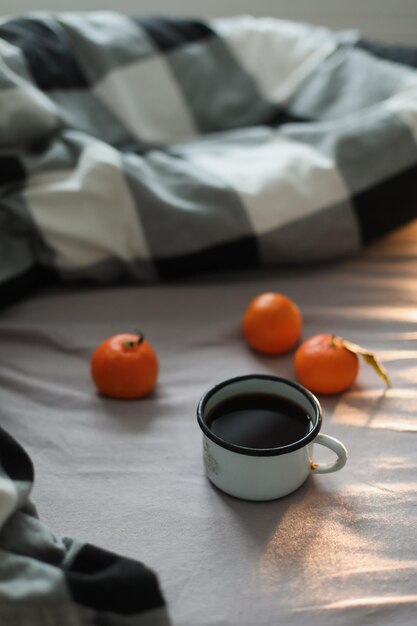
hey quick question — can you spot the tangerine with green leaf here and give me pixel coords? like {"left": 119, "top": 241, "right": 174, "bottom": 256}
{"left": 91, "top": 332, "right": 159, "bottom": 399}
{"left": 295, "top": 333, "right": 390, "bottom": 395}
{"left": 295, "top": 333, "right": 359, "bottom": 395}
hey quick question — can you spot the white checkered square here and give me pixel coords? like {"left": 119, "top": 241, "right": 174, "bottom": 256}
{"left": 94, "top": 55, "right": 197, "bottom": 143}
{"left": 386, "top": 80, "right": 417, "bottom": 143}
{"left": 0, "top": 86, "right": 57, "bottom": 145}
{"left": 190, "top": 135, "right": 350, "bottom": 234}
{"left": 215, "top": 16, "right": 336, "bottom": 104}
{"left": 25, "top": 141, "right": 151, "bottom": 269}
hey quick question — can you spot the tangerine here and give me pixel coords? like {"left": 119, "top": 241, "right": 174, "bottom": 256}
{"left": 91, "top": 332, "right": 159, "bottom": 399}
{"left": 242, "top": 292, "right": 302, "bottom": 355}
{"left": 295, "top": 333, "right": 359, "bottom": 395}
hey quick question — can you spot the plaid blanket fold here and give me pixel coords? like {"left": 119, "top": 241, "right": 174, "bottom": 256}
{"left": 1, "top": 13, "right": 417, "bottom": 307}
{"left": 1, "top": 11, "right": 417, "bottom": 622}
{"left": 0, "top": 425, "right": 170, "bottom": 625}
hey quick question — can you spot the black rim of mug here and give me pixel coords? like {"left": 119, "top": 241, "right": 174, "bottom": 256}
{"left": 197, "top": 374, "right": 322, "bottom": 457}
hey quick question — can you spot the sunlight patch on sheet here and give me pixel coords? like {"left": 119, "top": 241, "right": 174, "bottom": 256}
{"left": 346, "top": 482, "right": 417, "bottom": 496}
{"left": 375, "top": 350, "right": 417, "bottom": 362}
{"left": 374, "top": 457, "right": 417, "bottom": 470}
{"left": 253, "top": 489, "right": 409, "bottom": 607}
{"left": 371, "top": 419, "right": 417, "bottom": 432}
{"left": 305, "top": 306, "right": 417, "bottom": 323}
{"left": 296, "top": 594, "right": 417, "bottom": 611}
{"left": 380, "top": 331, "right": 417, "bottom": 341}
{"left": 331, "top": 388, "right": 417, "bottom": 430}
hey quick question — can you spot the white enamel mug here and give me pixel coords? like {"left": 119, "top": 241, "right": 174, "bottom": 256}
{"left": 197, "top": 375, "right": 347, "bottom": 501}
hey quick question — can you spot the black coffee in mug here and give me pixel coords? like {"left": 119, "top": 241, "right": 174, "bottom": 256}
{"left": 206, "top": 392, "right": 312, "bottom": 449}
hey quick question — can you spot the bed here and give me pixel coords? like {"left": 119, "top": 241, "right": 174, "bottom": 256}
{"left": 1, "top": 11, "right": 417, "bottom": 626}
{"left": 1, "top": 220, "right": 416, "bottom": 625}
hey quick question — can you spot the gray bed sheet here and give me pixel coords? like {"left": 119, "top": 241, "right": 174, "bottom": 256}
{"left": 1, "top": 222, "right": 417, "bottom": 626}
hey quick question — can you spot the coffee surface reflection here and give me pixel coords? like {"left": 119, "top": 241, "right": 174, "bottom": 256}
{"left": 206, "top": 392, "right": 312, "bottom": 449}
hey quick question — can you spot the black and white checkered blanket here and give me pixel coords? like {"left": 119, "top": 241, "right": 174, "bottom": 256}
{"left": 0, "top": 425, "right": 170, "bottom": 625}
{"left": 1, "top": 13, "right": 417, "bottom": 306}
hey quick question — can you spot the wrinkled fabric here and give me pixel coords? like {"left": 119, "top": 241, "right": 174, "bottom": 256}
{"left": 1, "top": 13, "right": 417, "bottom": 306}
{"left": 0, "top": 428, "right": 170, "bottom": 625}
{"left": 1, "top": 221, "right": 416, "bottom": 625}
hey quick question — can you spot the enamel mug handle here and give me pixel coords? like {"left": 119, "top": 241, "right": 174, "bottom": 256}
{"left": 310, "top": 433, "right": 348, "bottom": 474}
